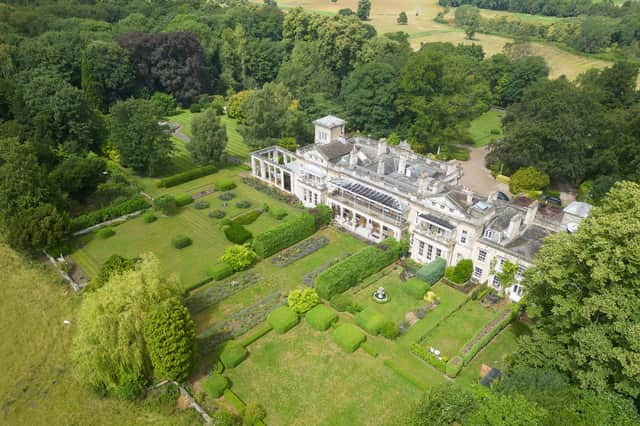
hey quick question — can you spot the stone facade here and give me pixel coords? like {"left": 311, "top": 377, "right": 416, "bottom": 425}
{"left": 250, "top": 116, "right": 591, "bottom": 302}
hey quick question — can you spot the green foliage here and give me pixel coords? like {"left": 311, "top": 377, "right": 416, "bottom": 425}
{"left": 252, "top": 212, "right": 316, "bottom": 258}
{"left": 307, "top": 204, "right": 332, "bottom": 229}
{"left": 143, "top": 297, "right": 196, "bottom": 382}
{"left": 243, "top": 402, "right": 266, "bottom": 425}
{"left": 157, "top": 165, "right": 217, "bottom": 188}
{"left": 220, "top": 245, "right": 257, "bottom": 271}
{"left": 410, "top": 343, "right": 447, "bottom": 373}
{"left": 509, "top": 167, "right": 550, "bottom": 194}
{"left": 356, "top": 0, "right": 371, "bottom": 20}
{"left": 150, "top": 92, "right": 177, "bottom": 116}
{"left": 355, "top": 308, "right": 386, "bottom": 335}
{"left": 230, "top": 209, "right": 262, "bottom": 225}
{"left": 171, "top": 235, "right": 192, "bottom": 249}
{"left": 239, "top": 324, "right": 273, "bottom": 347}
{"left": 188, "top": 108, "right": 227, "bottom": 165}
{"left": 189, "top": 103, "right": 201, "bottom": 113}
{"left": 315, "top": 238, "right": 401, "bottom": 299}
{"left": 153, "top": 195, "right": 178, "bottom": 216}
{"left": 142, "top": 211, "right": 157, "bottom": 223}
{"left": 238, "top": 83, "right": 292, "bottom": 148}
{"left": 444, "top": 259, "right": 473, "bottom": 284}
{"left": 209, "top": 209, "right": 226, "bottom": 219}
{"left": 224, "top": 223, "right": 252, "bottom": 244}
{"left": 269, "top": 205, "right": 288, "bottom": 220}
{"left": 446, "top": 356, "right": 463, "bottom": 378}
{"left": 218, "top": 191, "right": 236, "bottom": 201}
{"left": 207, "top": 262, "right": 234, "bottom": 280}
{"left": 402, "top": 278, "right": 429, "bottom": 300}
{"left": 174, "top": 193, "right": 193, "bottom": 207}
{"left": 90, "top": 254, "right": 138, "bottom": 292}
{"left": 496, "top": 259, "right": 519, "bottom": 289}
{"left": 416, "top": 258, "right": 446, "bottom": 285}
{"left": 194, "top": 200, "right": 210, "bottom": 210}
{"left": 380, "top": 321, "right": 400, "bottom": 340}
{"left": 407, "top": 383, "right": 476, "bottom": 426}
{"left": 226, "top": 90, "right": 253, "bottom": 121}
{"left": 333, "top": 323, "right": 366, "bottom": 353}
{"left": 49, "top": 155, "right": 107, "bottom": 201}
{"left": 397, "top": 11, "right": 408, "bottom": 25}
{"left": 305, "top": 304, "right": 337, "bottom": 331}
{"left": 287, "top": 288, "right": 319, "bottom": 314}
{"left": 203, "top": 373, "right": 228, "bottom": 398}
{"left": 97, "top": 227, "right": 115, "bottom": 239}
{"left": 210, "top": 409, "right": 241, "bottom": 426}
{"left": 235, "top": 200, "right": 251, "bottom": 209}
{"left": 219, "top": 340, "right": 248, "bottom": 368}
{"left": 71, "top": 196, "right": 150, "bottom": 232}
{"left": 267, "top": 306, "right": 299, "bottom": 334}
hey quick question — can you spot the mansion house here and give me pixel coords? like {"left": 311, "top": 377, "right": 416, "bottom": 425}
{"left": 250, "top": 116, "right": 592, "bottom": 302}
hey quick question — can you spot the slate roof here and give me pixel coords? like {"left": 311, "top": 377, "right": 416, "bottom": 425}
{"left": 313, "top": 115, "right": 346, "bottom": 128}
{"left": 505, "top": 225, "right": 551, "bottom": 261}
{"left": 487, "top": 207, "right": 522, "bottom": 231}
{"left": 317, "top": 141, "right": 353, "bottom": 161}
{"left": 419, "top": 213, "right": 455, "bottom": 230}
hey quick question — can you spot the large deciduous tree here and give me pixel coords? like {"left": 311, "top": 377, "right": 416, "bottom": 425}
{"left": 188, "top": 108, "right": 227, "bottom": 165}
{"left": 81, "top": 40, "right": 133, "bottom": 112}
{"left": 238, "top": 83, "right": 292, "bottom": 148}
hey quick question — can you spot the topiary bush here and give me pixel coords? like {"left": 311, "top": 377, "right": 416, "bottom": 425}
{"left": 157, "top": 165, "right": 217, "bottom": 188}
{"left": 305, "top": 304, "right": 337, "bottom": 331}
{"left": 203, "top": 373, "right": 228, "bottom": 398}
{"left": 416, "top": 258, "right": 447, "bottom": 285}
{"left": 224, "top": 223, "right": 252, "bottom": 244}
{"left": 209, "top": 209, "right": 226, "bottom": 219}
{"left": 252, "top": 213, "right": 316, "bottom": 258}
{"left": 332, "top": 323, "right": 366, "bottom": 353}
{"left": 220, "top": 245, "right": 256, "bottom": 271}
{"left": 175, "top": 193, "right": 193, "bottom": 207}
{"left": 231, "top": 209, "right": 262, "bottom": 225}
{"left": 235, "top": 200, "right": 252, "bottom": 209}
{"left": 154, "top": 194, "right": 178, "bottom": 216}
{"left": 380, "top": 320, "right": 400, "bottom": 340}
{"left": 194, "top": 200, "right": 210, "bottom": 210}
{"left": 215, "top": 179, "right": 237, "bottom": 191}
{"left": 403, "top": 278, "right": 429, "bottom": 300}
{"left": 509, "top": 166, "right": 550, "bottom": 194}
{"left": 445, "top": 259, "right": 473, "bottom": 284}
{"left": 97, "top": 227, "right": 115, "bottom": 239}
{"left": 172, "top": 235, "right": 192, "bottom": 249}
{"left": 142, "top": 211, "right": 157, "bottom": 223}
{"left": 269, "top": 206, "right": 288, "bottom": 220}
{"left": 355, "top": 308, "right": 386, "bottom": 335}
{"left": 267, "top": 306, "right": 299, "bottom": 334}
{"left": 446, "top": 356, "right": 463, "bottom": 378}
{"left": 287, "top": 288, "right": 319, "bottom": 314}
{"left": 219, "top": 340, "right": 248, "bottom": 368}
{"left": 207, "top": 262, "right": 234, "bottom": 280}
{"left": 218, "top": 192, "right": 236, "bottom": 201}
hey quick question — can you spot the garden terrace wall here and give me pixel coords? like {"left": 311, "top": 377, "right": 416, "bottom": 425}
{"left": 252, "top": 212, "right": 315, "bottom": 258}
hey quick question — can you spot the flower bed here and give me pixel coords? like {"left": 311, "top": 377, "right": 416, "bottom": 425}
{"left": 271, "top": 236, "right": 329, "bottom": 267}
{"left": 186, "top": 272, "right": 261, "bottom": 314}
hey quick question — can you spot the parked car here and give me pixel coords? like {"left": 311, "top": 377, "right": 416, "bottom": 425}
{"left": 496, "top": 191, "right": 510, "bottom": 202}
{"left": 542, "top": 195, "right": 562, "bottom": 206}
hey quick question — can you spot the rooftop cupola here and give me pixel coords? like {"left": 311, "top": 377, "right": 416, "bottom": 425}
{"left": 313, "top": 115, "right": 346, "bottom": 145}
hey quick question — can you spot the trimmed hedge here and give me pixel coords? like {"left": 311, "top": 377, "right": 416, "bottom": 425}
{"left": 142, "top": 211, "right": 157, "bottom": 223}
{"left": 207, "top": 262, "right": 234, "bottom": 280}
{"left": 97, "top": 227, "right": 115, "bottom": 239}
{"left": 308, "top": 204, "right": 332, "bottom": 229}
{"left": 267, "top": 306, "right": 299, "bottom": 334}
{"left": 332, "top": 323, "right": 366, "bottom": 353}
{"left": 231, "top": 209, "right": 262, "bottom": 225}
{"left": 305, "top": 304, "right": 337, "bottom": 331}
{"left": 224, "top": 223, "right": 252, "bottom": 244}
{"left": 355, "top": 308, "right": 386, "bottom": 335}
{"left": 446, "top": 356, "right": 463, "bottom": 378}
{"left": 416, "top": 258, "right": 447, "bottom": 285}
{"left": 403, "top": 278, "right": 429, "bottom": 300}
{"left": 461, "top": 306, "right": 518, "bottom": 364}
{"left": 239, "top": 324, "right": 273, "bottom": 347}
{"left": 315, "top": 238, "right": 401, "bottom": 300}
{"left": 252, "top": 213, "right": 315, "bottom": 258}
{"left": 157, "top": 165, "right": 217, "bottom": 188}
{"left": 215, "top": 179, "right": 237, "bottom": 191}
{"left": 445, "top": 259, "right": 473, "bottom": 284}
{"left": 220, "top": 340, "right": 248, "bottom": 368}
{"left": 361, "top": 342, "right": 379, "bottom": 357}
{"left": 70, "top": 196, "right": 150, "bottom": 232}
{"left": 223, "top": 389, "right": 246, "bottom": 412}
{"left": 203, "top": 373, "right": 228, "bottom": 398}
{"left": 172, "top": 235, "right": 192, "bottom": 249}
{"left": 410, "top": 343, "right": 447, "bottom": 374}
{"left": 175, "top": 193, "right": 193, "bottom": 207}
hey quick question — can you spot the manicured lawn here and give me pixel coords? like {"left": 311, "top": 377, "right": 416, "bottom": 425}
{"left": 71, "top": 167, "right": 303, "bottom": 289}
{"left": 225, "top": 321, "right": 424, "bottom": 426}
{"left": 469, "top": 109, "right": 505, "bottom": 147}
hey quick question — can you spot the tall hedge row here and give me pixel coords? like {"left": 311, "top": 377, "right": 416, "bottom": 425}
{"left": 252, "top": 213, "right": 315, "bottom": 258}
{"left": 416, "top": 258, "right": 447, "bottom": 284}
{"left": 157, "top": 165, "right": 217, "bottom": 188}
{"left": 315, "top": 238, "right": 401, "bottom": 300}
{"left": 70, "top": 196, "right": 150, "bottom": 232}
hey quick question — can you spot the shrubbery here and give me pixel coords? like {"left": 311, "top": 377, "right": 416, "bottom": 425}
{"left": 172, "top": 235, "right": 192, "bottom": 249}
{"left": 411, "top": 343, "right": 446, "bottom": 373}
{"left": 207, "top": 262, "right": 234, "bottom": 280}
{"left": 446, "top": 356, "right": 463, "bottom": 378}
{"left": 231, "top": 209, "right": 262, "bottom": 225}
{"left": 203, "top": 373, "right": 228, "bottom": 398}
{"left": 315, "top": 238, "right": 401, "bottom": 300}
{"left": 157, "top": 165, "right": 217, "bottom": 188}
{"left": 235, "top": 200, "right": 251, "bottom": 208}
{"left": 445, "top": 259, "right": 473, "bottom": 284}
{"left": 333, "top": 323, "right": 366, "bottom": 353}
{"left": 209, "top": 209, "right": 226, "bottom": 219}
{"left": 509, "top": 166, "right": 550, "bottom": 194}
{"left": 224, "top": 223, "right": 252, "bottom": 244}
{"left": 403, "top": 278, "right": 429, "bottom": 300}
{"left": 267, "top": 306, "right": 299, "bottom": 334}
{"left": 194, "top": 200, "right": 210, "bottom": 210}
{"left": 142, "top": 211, "right": 157, "bottom": 223}
{"left": 330, "top": 294, "right": 363, "bottom": 314}
{"left": 215, "top": 179, "right": 237, "bottom": 191}
{"left": 355, "top": 308, "right": 386, "bottom": 335}
{"left": 243, "top": 402, "right": 266, "bottom": 425}
{"left": 308, "top": 204, "right": 332, "bottom": 229}
{"left": 380, "top": 321, "right": 400, "bottom": 340}
{"left": 70, "top": 196, "right": 150, "bottom": 232}
{"left": 269, "top": 206, "right": 288, "bottom": 220}
{"left": 252, "top": 213, "right": 316, "bottom": 258}
{"left": 287, "top": 288, "right": 319, "bottom": 313}
{"left": 220, "top": 245, "right": 257, "bottom": 271}
{"left": 175, "top": 193, "right": 193, "bottom": 207}
{"left": 154, "top": 194, "right": 178, "bottom": 216}
{"left": 305, "top": 304, "right": 337, "bottom": 331}
{"left": 416, "top": 258, "right": 447, "bottom": 285}
{"left": 218, "top": 192, "right": 236, "bottom": 201}
{"left": 219, "top": 340, "right": 248, "bottom": 368}
{"left": 97, "top": 227, "right": 115, "bottom": 239}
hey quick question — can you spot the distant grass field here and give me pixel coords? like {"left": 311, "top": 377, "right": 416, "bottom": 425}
{"left": 469, "top": 109, "right": 504, "bottom": 147}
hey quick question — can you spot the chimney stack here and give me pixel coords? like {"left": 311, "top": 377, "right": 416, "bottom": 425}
{"left": 377, "top": 158, "right": 385, "bottom": 175}
{"left": 398, "top": 152, "right": 407, "bottom": 176}
{"left": 488, "top": 191, "right": 498, "bottom": 203}
{"left": 525, "top": 200, "right": 539, "bottom": 225}
{"left": 507, "top": 214, "right": 523, "bottom": 240}
{"left": 377, "top": 139, "right": 388, "bottom": 157}
{"left": 465, "top": 189, "right": 473, "bottom": 206}
{"left": 349, "top": 145, "right": 358, "bottom": 168}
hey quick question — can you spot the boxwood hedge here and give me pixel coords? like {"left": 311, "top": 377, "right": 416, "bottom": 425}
{"left": 175, "top": 193, "right": 194, "bottom": 207}
{"left": 267, "top": 306, "right": 299, "bottom": 334}
{"left": 207, "top": 262, "right": 234, "bottom": 280}
{"left": 157, "top": 165, "right": 217, "bottom": 188}
{"left": 252, "top": 213, "right": 315, "bottom": 258}
{"left": 403, "top": 278, "right": 429, "bottom": 300}
{"left": 315, "top": 238, "right": 401, "bottom": 300}
{"left": 231, "top": 209, "right": 262, "bottom": 225}
{"left": 219, "top": 340, "right": 248, "bottom": 368}
{"left": 305, "top": 304, "right": 337, "bottom": 331}
{"left": 70, "top": 196, "right": 150, "bottom": 232}
{"left": 215, "top": 179, "right": 236, "bottom": 191}
{"left": 355, "top": 308, "right": 386, "bottom": 335}
{"left": 224, "top": 223, "right": 252, "bottom": 244}
{"left": 332, "top": 323, "right": 366, "bottom": 353}
{"left": 203, "top": 372, "right": 228, "bottom": 398}
{"left": 446, "top": 356, "right": 463, "bottom": 378}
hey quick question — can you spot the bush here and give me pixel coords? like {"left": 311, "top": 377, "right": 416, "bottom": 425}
{"left": 70, "top": 196, "right": 151, "bottom": 232}
{"left": 403, "top": 278, "right": 429, "bottom": 300}
{"left": 243, "top": 402, "right": 266, "bottom": 425}
{"left": 267, "top": 306, "right": 299, "bottom": 334}
{"left": 471, "top": 285, "right": 492, "bottom": 301}
{"left": 154, "top": 194, "right": 178, "bottom": 216}
{"left": 509, "top": 166, "right": 550, "bottom": 194}
{"left": 239, "top": 324, "right": 273, "bottom": 347}
{"left": 142, "top": 211, "right": 157, "bottom": 223}
{"left": 215, "top": 179, "right": 236, "bottom": 191}
{"left": 332, "top": 323, "right": 366, "bottom": 353}
{"left": 172, "top": 235, "right": 192, "bottom": 249}
{"left": 308, "top": 204, "right": 332, "bottom": 229}
{"left": 416, "top": 258, "right": 447, "bottom": 285}
{"left": 219, "top": 341, "right": 248, "bottom": 368}
{"left": 252, "top": 213, "right": 316, "bottom": 258}
{"left": 445, "top": 259, "right": 473, "bottom": 284}
{"left": 446, "top": 356, "right": 463, "bottom": 378}
{"left": 194, "top": 200, "right": 210, "bottom": 210}
{"left": 97, "top": 227, "right": 115, "bottom": 239}
{"left": 315, "top": 238, "right": 401, "bottom": 300}
{"left": 330, "top": 294, "right": 352, "bottom": 312}
{"left": 220, "top": 245, "right": 256, "bottom": 271}
{"left": 269, "top": 206, "right": 288, "bottom": 220}
{"left": 287, "top": 288, "right": 319, "bottom": 314}
{"left": 355, "top": 308, "right": 387, "bottom": 335}
{"left": 209, "top": 209, "right": 226, "bottom": 219}
{"left": 410, "top": 343, "right": 446, "bottom": 374}
{"left": 218, "top": 192, "right": 236, "bottom": 201}
{"left": 175, "top": 193, "right": 193, "bottom": 207}
{"left": 235, "top": 200, "right": 251, "bottom": 209}
{"left": 203, "top": 373, "right": 228, "bottom": 398}
{"left": 150, "top": 92, "right": 177, "bottom": 116}
{"left": 380, "top": 321, "right": 400, "bottom": 340}
{"left": 157, "top": 165, "right": 217, "bottom": 188}
{"left": 207, "top": 262, "right": 234, "bottom": 280}
{"left": 189, "top": 103, "right": 201, "bottom": 113}
{"left": 231, "top": 209, "right": 262, "bottom": 225}
{"left": 224, "top": 223, "right": 252, "bottom": 244}
{"left": 305, "top": 304, "right": 337, "bottom": 331}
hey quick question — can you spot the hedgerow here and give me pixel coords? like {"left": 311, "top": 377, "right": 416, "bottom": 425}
{"left": 157, "top": 165, "right": 217, "bottom": 188}
{"left": 207, "top": 262, "right": 234, "bottom": 280}
{"left": 215, "top": 179, "right": 237, "bottom": 191}
{"left": 267, "top": 306, "right": 299, "bottom": 334}
{"left": 305, "top": 304, "right": 337, "bottom": 331}
{"left": 70, "top": 196, "right": 150, "bottom": 232}
{"left": 410, "top": 343, "right": 446, "bottom": 374}
{"left": 416, "top": 258, "right": 447, "bottom": 284}
{"left": 96, "top": 227, "right": 115, "bottom": 239}
{"left": 231, "top": 209, "right": 262, "bottom": 225}
{"left": 315, "top": 238, "right": 401, "bottom": 300}
{"left": 142, "top": 211, "right": 157, "bottom": 223}
{"left": 252, "top": 213, "right": 315, "bottom": 258}
{"left": 446, "top": 356, "right": 463, "bottom": 378}
{"left": 461, "top": 306, "right": 518, "bottom": 364}
{"left": 332, "top": 323, "right": 366, "bottom": 353}
{"left": 219, "top": 340, "right": 248, "bottom": 368}
{"left": 224, "top": 223, "right": 252, "bottom": 244}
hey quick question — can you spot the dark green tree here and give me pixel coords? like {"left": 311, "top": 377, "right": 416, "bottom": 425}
{"left": 357, "top": 0, "right": 371, "bottom": 20}
{"left": 238, "top": 83, "right": 291, "bottom": 148}
{"left": 397, "top": 11, "right": 408, "bottom": 25}
{"left": 188, "top": 108, "right": 227, "bottom": 165}
{"left": 49, "top": 155, "right": 107, "bottom": 201}
{"left": 81, "top": 41, "right": 133, "bottom": 112}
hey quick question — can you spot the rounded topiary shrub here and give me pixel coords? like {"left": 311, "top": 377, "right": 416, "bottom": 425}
{"left": 175, "top": 193, "right": 193, "bottom": 207}
{"left": 267, "top": 306, "right": 299, "bottom": 334}
{"left": 215, "top": 179, "right": 237, "bottom": 191}
{"left": 332, "top": 323, "right": 366, "bottom": 353}
{"left": 380, "top": 321, "right": 400, "bottom": 340}
{"left": 142, "top": 211, "right": 157, "bottom": 223}
{"left": 172, "top": 235, "right": 192, "bottom": 249}
{"left": 203, "top": 373, "right": 228, "bottom": 398}
{"left": 219, "top": 340, "right": 248, "bottom": 368}
{"left": 235, "top": 200, "right": 251, "bottom": 209}
{"left": 194, "top": 200, "right": 210, "bottom": 210}
{"left": 218, "top": 192, "right": 236, "bottom": 201}
{"left": 223, "top": 223, "right": 252, "bottom": 244}
{"left": 209, "top": 209, "right": 226, "bottom": 219}
{"left": 97, "top": 227, "right": 115, "bottom": 239}
{"left": 403, "top": 278, "right": 429, "bottom": 300}
{"left": 305, "top": 304, "right": 337, "bottom": 331}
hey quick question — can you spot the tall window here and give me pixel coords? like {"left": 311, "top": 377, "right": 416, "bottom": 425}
{"left": 477, "top": 249, "right": 487, "bottom": 262}
{"left": 418, "top": 241, "right": 425, "bottom": 256}
{"left": 492, "top": 275, "right": 501, "bottom": 288}
{"left": 436, "top": 248, "right": 442, "bottom": 258}
{"left": 460, "top": 230, "right": 467, "bottom": 244}
{"left": 426, "top": 245, "right": 433, "bottom": 260}
{"left": 473, "top": 267, "right": 483, "bottom": 279}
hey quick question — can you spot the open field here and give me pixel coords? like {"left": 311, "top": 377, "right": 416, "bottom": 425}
{"left": 276, "top": 0, "right": 613, "bottom": 79}
{"left": 469, "top": 109, "right": 504, "bottom": 147}
{"left": 0, "top": 244, "right": 200, "bottom": 425}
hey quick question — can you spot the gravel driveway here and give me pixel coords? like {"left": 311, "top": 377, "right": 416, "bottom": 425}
{"left": 458, "top": 146, "right": 509, "bottom": 196}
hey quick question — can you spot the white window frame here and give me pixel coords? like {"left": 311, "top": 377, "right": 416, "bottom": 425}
{"left": 460, "top": 230, "right": 467, "bottom": 245}
{"left": 477, "top": 249, "right": 487, "bottom": 262}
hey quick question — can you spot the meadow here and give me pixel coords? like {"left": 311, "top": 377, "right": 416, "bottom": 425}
{"left": 468, "top": 109, "right": 505, "bottom": 147}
